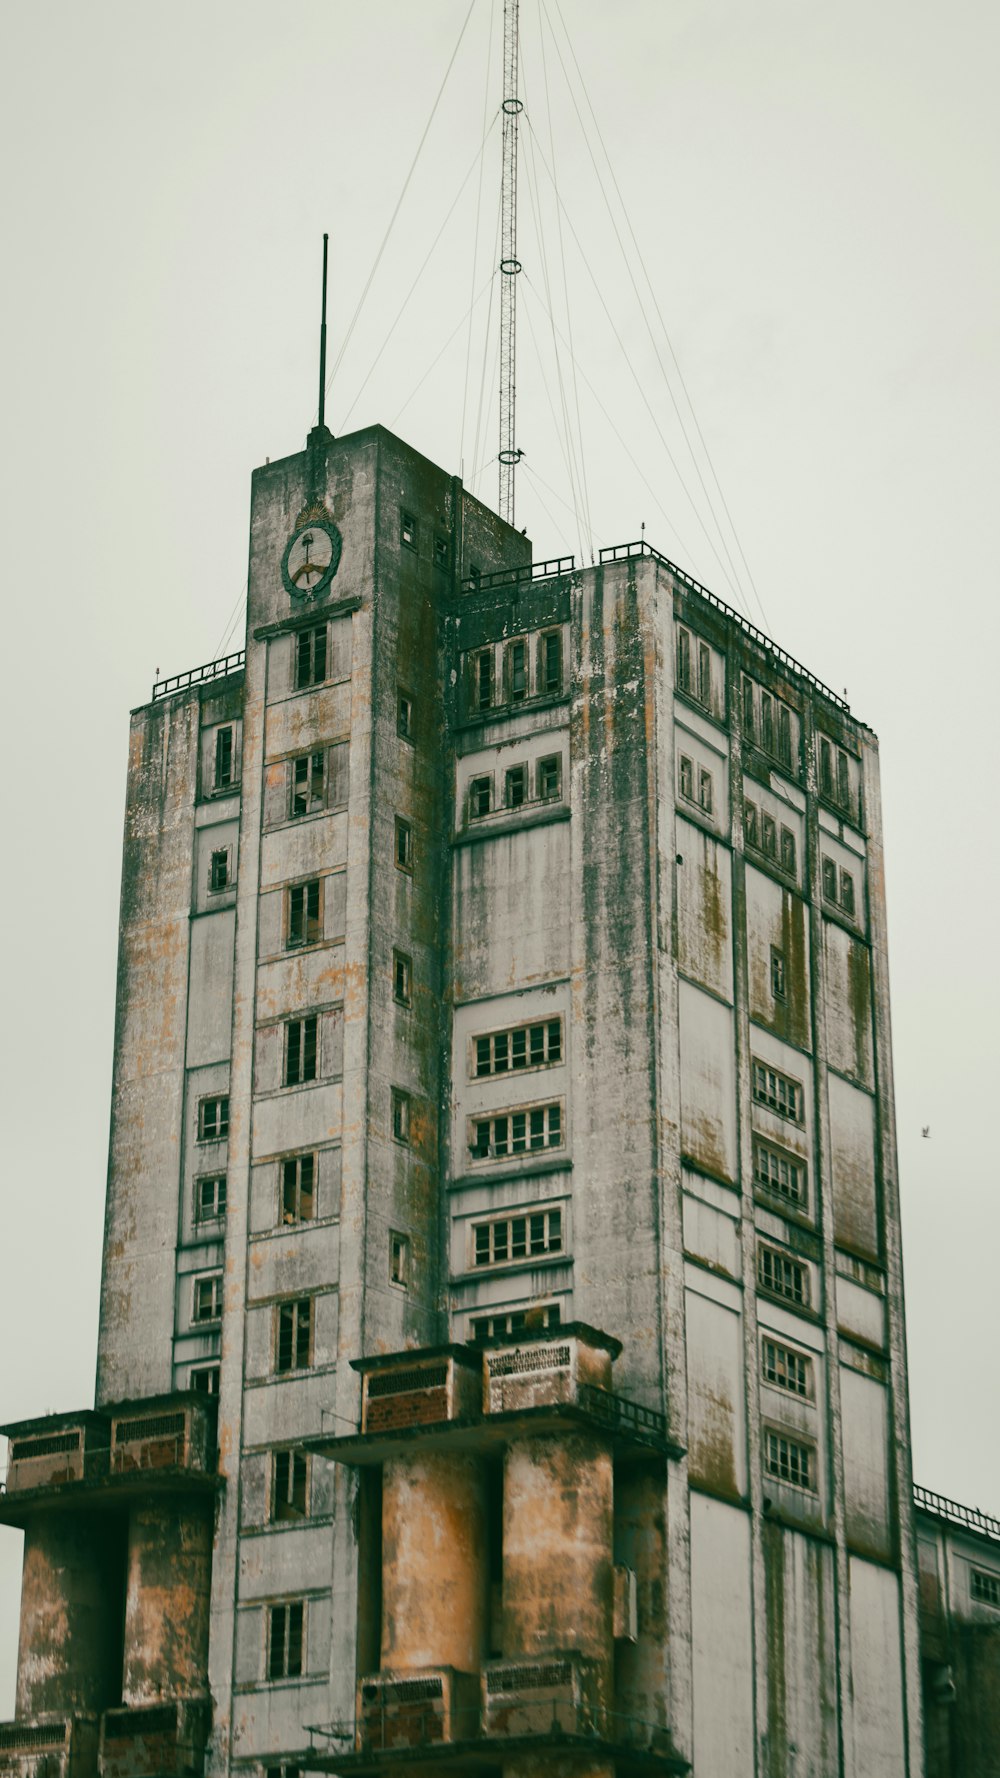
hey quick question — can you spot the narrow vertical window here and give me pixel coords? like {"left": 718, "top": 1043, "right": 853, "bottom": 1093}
{"left": 287, "top": 880, "right": 321, "bottom": 948}
{"left": 505, "top": 764, "right": 527, "bottom": 809}
{"left": 209, "top": 848, "right": 230, "bottom": 892}
{"left": 822, "top": 857, "right": 838, "bottom": 903}
{"left": 778, "top": 705, "right": 792, "bottom": 769}
{"left": 840, "top": 869, "right": 856, "bottom": 917}
{"left": 780, "top": 826, "right": 797, "bottom": 875}
{"left": 742, "top": 676, "right": 755, "bottom": 736}
{"left": 475, "top": 649, "right": 494, "bottom": 711}
{"left": 391, "top": 1088, "right": 411, "bottom": 1145}
{"left": 268, "top": 1601, "right": 305, "bottom": 1678}
{"left": 275, "top": 1300, "right": 313, "bottom": 1372}
{"left": 837, "top": 749, "right": 850, "bottom": 807}
{"left": 679, "top": 755, "right": 694, "bottom": 801}
{"left": 291, "top": 751, "right": 325, "bottom": 817}
{"left": 744, "top": 799, "right": 758, "bottom": 848}
{"left": 542, "top": 631, "right": 563, "bottom": 695}
{"left": 295, "top": 624, "right": 328, "bottom": 690}
{"left": 537, "top": 755, "right": 561, "bottom": 800}
{"left": 390, "top": 1231, "right": 410, "bottom": 1287}
{"left": 214, "top": 726, "right": 234, "bottom": 790}
{"left": 697, "top": 641, "right": 711, "bottom": 705}
{"left": 760, "top": 691, "right": 774, "bottom": 753}
{"left": 469, "top": 776, "right": 492, "bottom": 819}
{"left": 509, "top": 638, "right": 528, "bottom": 701}
{"left": 392, "top": 949, "right": 412, "bottom": 1007}
{"left": 762, "top": 813, "right": 777, "bottom": 858}
{"left": 285, "top": 1016, "right": 318, "bottom": 1086}
{"left": 272, "top": 1450, "right": 309, "bottom": 1521}
{"left": 282, "top": 1154, "right": 315, "bottom": 1223}
{"left": 434, "top": 535, "right": 449, "bottom": 570}
{"left": 770, "top": 947, "right": 786, "bottom": 1001}
{"left": 676, "top": 626, "right": 691, "bottom": 691}
{"left": 819, "top": 737, "right": 833, "bottom": 797}
{"left": 394, "top": 817, "right": 413, "bottom": 870}
{"left": 397, "top": 689, "right": 413, "bottom": 739}
{"left": 400, "top": 510, "right": 417, "bottom": 549}
{"left": 698, "top": 768, "right": 713, "bottom": 814}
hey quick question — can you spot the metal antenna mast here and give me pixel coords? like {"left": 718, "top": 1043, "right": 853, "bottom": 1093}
{"left": 498, "top": 0, "right": 522, "bottom": 525}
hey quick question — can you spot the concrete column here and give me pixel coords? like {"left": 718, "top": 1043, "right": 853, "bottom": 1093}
{"left": 15, "top": 1515, "right": 125, "bottom": 1717}
{"left": 122, "top": 1504, "right": 213, "bottom": 1703}
{"left": 380, "top": 1451, "right": 488, "bottom": 1674}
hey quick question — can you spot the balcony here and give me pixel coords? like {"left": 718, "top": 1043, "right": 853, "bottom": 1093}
{"left": 98, "top": 1700, "right": 209, "bottom": 1778}
{"left": 0, "top": 1718, "right": 98, "bottom": 1778}
{"left": 0, "top": 1395, "right": 219, "bottom": 1526}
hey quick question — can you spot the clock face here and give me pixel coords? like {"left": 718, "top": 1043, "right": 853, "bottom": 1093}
{"left": 281, "top": 518, "right": 342, "bottom": 602}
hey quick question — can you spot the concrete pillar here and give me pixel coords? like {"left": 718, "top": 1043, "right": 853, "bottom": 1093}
{"left": 122, "top": 1504, "right": 213, "bottom": 1703}
{"left": 380, "top": 1451, "right": 488, "bottom": 1673}
{"left": 15, "top": 1515, "right": 125, "bottom": 1717}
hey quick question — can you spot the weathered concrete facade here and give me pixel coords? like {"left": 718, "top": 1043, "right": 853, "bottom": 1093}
{"left": 3, "top": 415, "right": 990, "bottom": 1777}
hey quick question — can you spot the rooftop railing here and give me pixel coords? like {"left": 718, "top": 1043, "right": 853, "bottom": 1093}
{"left": 914, "top": 1485, "right": 1000, "bottom": 1543}
{"left": 151, "top": 650, "right": 245, "bottom": 701}
{"left": 576, "top": 1381, "right": 668, "bottom": 1444}
{"left": 460, "top": 553, "right": 575, "bottom": 594}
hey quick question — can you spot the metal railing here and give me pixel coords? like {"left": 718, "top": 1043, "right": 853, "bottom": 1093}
{"left": 914, "top": 1485, "right": 1000, "bottom": 1543}
{"left": 353, "top": 1697, "right": 678, "bottom": 1753}
{"left": 577, "top": 1382, "right": 668, "bottom": 1444}
{"left": 598, "top": 539, "right": 850, "bottom": 712}
{"left": 460, "top": 553, "right": 574, "bottom": 594}
{"left": 151, "top": 650, "right": 245, "bottom": 701}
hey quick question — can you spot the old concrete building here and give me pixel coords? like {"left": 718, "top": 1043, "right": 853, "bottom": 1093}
{"left": 1, "top": 412, "right": 995, "bottom": 1777}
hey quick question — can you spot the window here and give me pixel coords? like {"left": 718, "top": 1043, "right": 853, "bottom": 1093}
{"left": 770, "top": 948, "right": 786, "bottom": 1001}
{"left": 505, "top": 764, "right": 527, "bottom": 810}
{"left": 676, "top": 625, "right": 691, "bottom": 693}
{"left": 753, "top": 1137, "right": 806, "bottom": 1207}
{"left": 392, "top": 949, "right": 412, "bottom": 1007}
{"left": 295, "top": 624, "right": 328, "bottom": 690}
{"left": 195, "top": 1175, "right": 227, "bottom": 1223}
{"left": 275, "top": 1299, "right": 313, "bottom": 1372}
{"left": 474, "top": 648, "right": 494, "bottom": 711}
{"left": 473, "top": 1018, "right": 562, "bottom": 1078}
{"left": 761, "top": 691, "right": 774, "bottom": 755}
{"left": 209, "top": 848, "right": 230, "bottom": 892}
{"left": 471, "top": 1303, "right": 561, "bottom": 1342}
{"left": 840, "top": 868, "right": 856, "bottom": 917}
{"left": 469, "top": 775, "right": 492, "bottom": 820}
{"left": 272, "top": 1450, "right": 309, "bottom": 1522}
{"left": 400, "top": 510, "right": 417, "bottom": 550}
{"left": 394, "top": 817, "right": 413, "bottom": 871}
{"left": 837, "top": 749, "right": 850, "bottom": 807}
{"left": 282, "top": 1154, "right": 315, "bottom": 1223}
{"left": 291, "top": 751, "right": 325, "bottom": 818}
{"left": 780, "top": 826, "right": 797, "bottom": 875}
{"left": 697, "top": 640, "right": 711, "bottom": 705}
{"left": 397, "top": 689, "right": 413, "bottom": 739}
{"left": 761, "top": 812, "right": 777, "bottom": 858}
{"left": 391, "top": 1088, "right": 411, "bottom": 1145}
{"left": 198, "top": 1096, "right": 229, "bottom": 1142}
{"left": 469, "top": 562, "right": 482, "bottom": 589}
{"left": 744, "top": 798, "right": 758, "bottom": 848}
{"left": 752, "top": 1059, "right": 804, "bottom": 1124}
{"left": 214, "top": 726, "right": 234, "bottom": 790}
{"left": 679, "top": 755, "right": 695, "bottom": 802}
{"left": 390, "top": 1231, "right": 410, "bottom": 1287}
{"left": 819, "top": 737, "right": 834, "bottom": 798}
{"left": 761, "top": 1338, "right": 812, "bottom": 1399}
{"left": 778, "top": 706, "right": 792, "bottom": 769}
{"left": 193, "top": 1273, "right": 222, "bottom": 1324}
{"left": 266, "top": 1766, "right": 302, "bottom": 1778}
{"left": 764, "top": 1430, "right": 816, "bottom": 1492}
{"left": 474, "top": 1209, "right": 563, "bottom": 1267}
{"left": 971, "top": 1569, "right": 1000, "bottom": 1608}
{"left": 822, "top": 857, "right": 838, "bottom": 903}
{"left": 190, "top": 1365, "right": 219, "bottom": 1396}
{"left": 268, "top": 1601, "right": 304, "bottom": 1679}
{"left": 757, "top": 1243, "right": 809, "bottom": 1307}
{"left": 537, "top": 755, "right": 561, "bottom": 800}
{"left": 542, "top": 631, "right": 562, "bottom": 695}
{"left": 508, "top": 639, "right": 528, "bottom": 701}
{"left": 434, "top": 535, "right": 449, "bottom": 570}
{"left": 287, "top": 880, "right": 321, "bottom": 949}
{"left": 285, "top": 1016, "right": 318, "bottom": 1086}
{"left": 819, "top": 738, "right": 854, "bottom": 812}
{"left": 742, "top": 676, "right": 755, "bottom": 734}
{"left": 698, "top": 768, "right": 713, "bottom": 814}
{"left": 470, "top": 1101, "right": 563, "bottom": 1161}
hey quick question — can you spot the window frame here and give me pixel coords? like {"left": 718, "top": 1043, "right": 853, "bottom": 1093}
{"left": 507, "top": 637, "right": 528, "bottom": 702}
{"left": 390, "top": 1230, "right": 411, "bottom": 1288}
{"left": 295, "top": 623, "right": 328, "bottom": 691}
{"left": 271, "top": 1449, "right": 310, "bottom": 1523}
{"left": 396, "top": 688, "right": 413, "bottom": 740}
{"left": 761, "top": 1336, "right": 813, "bottom": 1400}
{"left": 757, "top": 1242, "right": 810, "bottom": 1308}
{"left": 753, "top": 1136, "right": 807, "bottom": 1208}
{"left": 469, "top": 1098, "right": 564, "bottom": 1162}
{"left": 275, "top": 1298, "right": 314, "bottom": 1374}
{"left": 540, "top": 630, "right": 563, "bottom": 696}
{"left": 472, "top": 1206, "right": 564, "bottom": 1268}
{"left": 194, "top": 1174, "right": 227, "bottom": 1224}
{"left": 197, "top": 1095, "right": 229, "bottom": 1143}
{"left": 192, "top": 1272, "right": 223, "bottom": 1325}
{"left": 391, "top": 1087, "right": 411, "bottom": 1146}
{"left": 281, "top": 1152, "right": 316, "bottom": 1224}
{"left": 209, "top": 847, "right": 231, "bottom": 893}
{"left": 400, "top": 509, "right": 418, "bottom": 551}
{"left": 394, "top": 816, "right": 413, "bottom": 872}
{"left": 770, "top": 947, "right": 786, "bottom": 1002}
{"left": 505, "top": 763, "right": 527, "bottom": 810}
{"left": 764, "top": 1428, "right": 817, "bottom": 1494}
{"left": 267, "top": 1599, "right": 305, "bottom": 1681}
{"left": 392, "top": 948, "right": 412, "bottom": 1008}
{"left": 471, "top": 1016, "right": 563, "bottom": 1080}
{"left": 214, "top": 725, "right": 235, "bottom": 792}
{"left": 289, "top": 749, "right": 326, "bottom": 820}
{"left": 190, "top": 1364, "right": 220, "bottom": 1396}
{"left": 469, "top": 775, "right": 492, "bottom": 820}
{"left": 286, "top": 879, "right": 322, "bottom": 950}
{"left": 537, "top": 754, "right": 561, "bottom": 800}
{"left": 284, "top": 1015, "right": 319, "bottom": 1087}
{"left": 751, "top": 1058, "right": 805, "bottom": 1125}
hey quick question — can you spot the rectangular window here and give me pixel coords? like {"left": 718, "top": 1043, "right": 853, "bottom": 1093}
{"left": 291, "top": 751, "right": 325, "bottom": 818}
{"left": 295, "top": 624, "right": 328, "bottom": 690}
{"left": 697, "top": 641, "right": 711, "bottom": 705}
{"left": 394, "top": 817, "right": 413, "bottom": 871}
{"left": 770, "top": 948, "right": 786, "bottom": 1001}
{"left": 287, "top": 880, "right": 321, "bottom": 948}
{"left": 209, "top": 848, "right": 230, "bottom": 892}
{"left": 275, "top": 1300, "right": 313, "bottom": 1373}
{"left": 744, "top": 798, "right": 758, "bottom": 849}
{"left": 762, "top": 1338, "right": 812, "bottom": 1399}
{"left": 698, "top": 767, "right": 713, "bottom": 814}
{"left": 679, "top": 755, "right": 694, "bottom": 801}
{"left": 509, "top": 639, "right": 528, "bottom": 701}
{"left": 285, "top": 1016, "right": 318, "bottom": 1087}
{"left": 268, "top": 1600, "right": 304, "bottom": 1679}
{"left": 396, "top": 689, "right": 413, "bottom": 739}
{"left": 742, "top": 676, "right": 755, "bottom": 736}
{"left": 752, "top": 1059, "right": 804, "bottom": 1124}
{"left": 469, "top": 775, "right": 492, "bottom": 819}
{"left": 214, "top": 726, "right": 234, "bottom": 790}
{"left": 840, "top": 868, "right": 856, "bottom": 917}
{"left": 390, "top": 1231, "right": 410, "bottom": 1287}
{"left": 470, "top": 1101, "right": 563, "bottom": 1161}
{"left": 778, "top": 705, "right": 792, "bottom": 768}
{"left": 760, "top": 691, "right": 774, "bottom": 754}
{"left": 971, "top": 1570, "right": 1000, "bottom": 1608}
{"left": 195, "top": 1175, "right": 227, "bottom": 1223}
{"left": 190, "top": 1365, "right": 219, "bottom": 1396}
{"left": 272, "top": 1450, "right": 309, "bottom": 1522}
{"left": 473, "top": 1208, "right": 563, "bottom": 1267}
{"left": 391, "top": 1088, "right": 411, "bottom": 1145}
{"left": 676, "top": 625, "right": 691, "bottom": 692}
{"left": 434, "top": 534, "right": 449, "bottom": 570}
{"left": 473, "top": 1017, "right": 563, "bottom": 1078}
{"left": 542, "top": 631, "right": 563, "bottom": 695}
{"left": 400, "top": 510, "right": 417, "bottom": 550}
{"left": 757, "top": 1243, "right": 809, "bottom": 1307}
{"left": 505, "top": 764, "right": 527, "bottom": 810}
{"left": 281, "top": 1153, "right": 315, "bottom": 1223}
{"left": 819, "top": 737, "right": 834, "bottom": 797}
{"left": 753, "top": 1137, "right": 806, "bottom": 1207}
{"left": 471, "top": 1303, "right": 561, "bottom": 1342}
{"left": 475, "top": 649, "right": 494, "bottom": 711}
{"left": 764, "top": 1430, "right": 816, "bottom": 1492}
{"left": 193, "top": 1273, "right": 222, "bottom": 1324}
{"left": 780, "top": 826, "right": 797, "bottom": 875}
{"left": 198, "top": 1096, "right": 229, "bottom": 1142}
{"left": 822, "top": 857, "right": 838, "bottom": 903}
{"left": 762, "top": 812, "right": 777, "bottom": 858}
{"left": 537, "top": 755, "right": 561, "bottom": 800}
{"left": 837, "top": 749, "right": 850, "bottom": 806}
{"left": 392, "top": 949, "right": 412, "bottom": 1007}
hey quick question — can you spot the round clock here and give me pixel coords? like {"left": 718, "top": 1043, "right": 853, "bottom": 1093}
{"left": 281, "top": 517, "right": 342, "bottom": 602}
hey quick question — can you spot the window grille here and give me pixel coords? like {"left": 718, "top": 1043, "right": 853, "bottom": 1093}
{"left": 764, "top": 1430, "right": 816, "bottom": 1492}
{"left": 761, "top": 1338, "right": 812, "bottom": 1398}
{"left": 753, "top": 1138, "right": 805, "bottom": 1206}
{"left": 758, "top": 1244, "right": 809, "bottom": 1307}
{"left": 751, "top": 1060, "right": 804, "bottom": 1123}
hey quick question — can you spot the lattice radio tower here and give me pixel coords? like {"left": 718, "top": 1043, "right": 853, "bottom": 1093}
{"left": 498, "top": 0, "right": 523, "bottom": 526}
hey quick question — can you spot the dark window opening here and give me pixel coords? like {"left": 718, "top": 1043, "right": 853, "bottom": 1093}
{"left": 542, "top": 631, "right": 563, "bottom": 695}
{"left": 770, "top": 948, "right": 786, "bottom": 1001}
{"left": 285, "top": 1016, "right": 318, "bottom": 1086}
{"left": 190, "top": 1365, "right": 219, "bottom": 1396}
{"left": 393, "top": 949, "right": 412, "bottom": 1007}
{"left": 509, "top": 639, "right": 527, "bottom": 700}
{"left": 198, "top": 1096, "right": 229, "bottom": 1142}
{"left": 214, "top": 726, "right": 234, "bottom": 790}
{"left": 282, "top": 1153, "right": 315, "bottom": 1223}
{"left": 295, "top": 624, "right": 328, "bottom": 690}
{"left": 397, "top": 690, "right": 413, "bottom": 739}
{"left": 392, "top": 1088, "right": 411, "bottom": 1145}
{"left": 476, "top": 649, "right": 494, "bottom": 711}
{"left": 291, "top": 751, "right": 325, "bottom": 818}
{"left": 470, "top": 775, "right": 492, "bottom": 819}
{"left": 268, "top": 1600, "right": 304, "bottom": 1679}
{"left": 395, "top": 817, "right": 413, "bottom": 871}
{"left": 209, "top": 848, "right": 230, "bottom": 892}
{"left": 196, "top": 1175, "right": 227, "bottom": 1222}
{"left": 287, "top": 880, "right": 321, "bottom": 948}
{"left": 400, "top": 510, "right": 417, "bottom": 550}
{"left": 276, "top": 1300, "right": 313, "bottom": 1373}
{"left": 390, "top": 1231, "right": 410, "bottom": 1287}
{"left": 537, "top": 755, "right": 561, "bottom": 800}
{"left": 434, "top": 535, "right": 449, "bottom": 570}
{"left": 506, "top": 764, "right": 527, "bottom": 809}
{"left": 272, "top": 1450, "right": 308, "bottom": 1522}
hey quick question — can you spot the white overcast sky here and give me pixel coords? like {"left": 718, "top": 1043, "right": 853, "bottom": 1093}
{"left": 1, "top": 0, "right": 997, "bottom": 1710}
